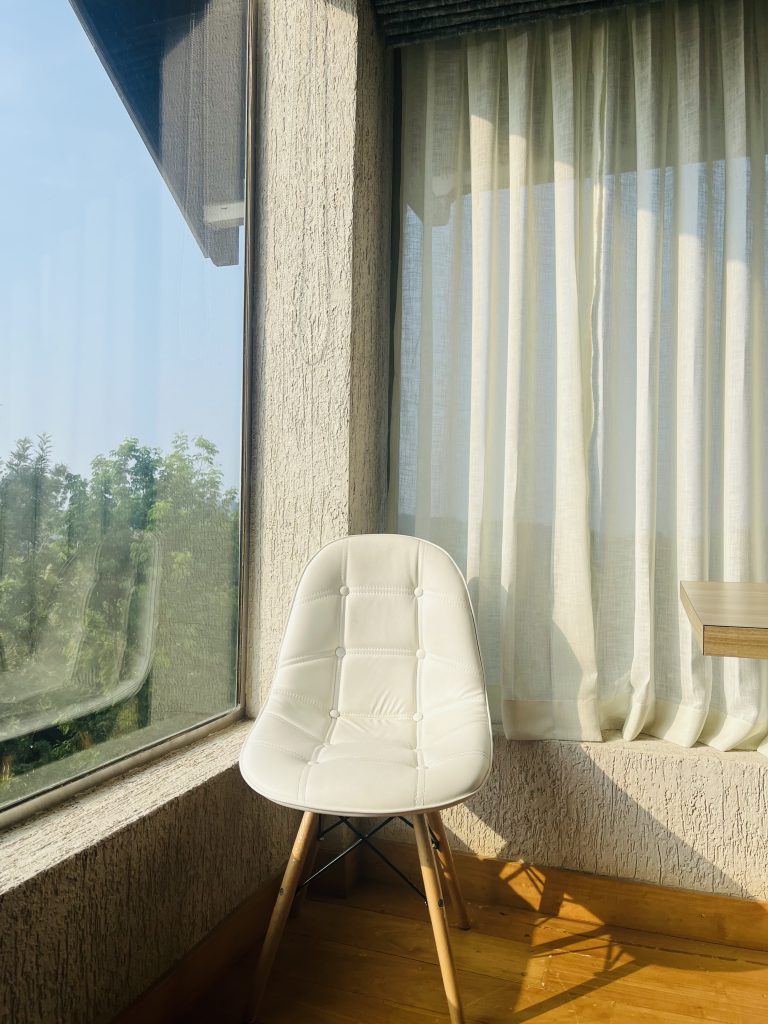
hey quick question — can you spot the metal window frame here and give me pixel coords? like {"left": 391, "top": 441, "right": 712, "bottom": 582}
{"left": 0, "top": 0, "right": 258, "bottom": 832}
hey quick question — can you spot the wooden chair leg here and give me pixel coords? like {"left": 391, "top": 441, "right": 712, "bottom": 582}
{"left": 290, "top": 816, "right": 321, "bottom": 919}
{"left": 427, "top": 811, "right": 472, "bottom": 930}
{"left": 245, "top": 811, "right": 318, "bottom": 1023}
{"left": 413, "top": 814, "right": 465, "bottom": 1024}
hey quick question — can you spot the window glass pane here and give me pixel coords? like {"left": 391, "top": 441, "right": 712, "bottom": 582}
{"left": 0, "top": 0, "right": 247, "bottom": 811}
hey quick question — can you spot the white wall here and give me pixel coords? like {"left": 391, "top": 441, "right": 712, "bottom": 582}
{"left": 382, "top": 730, "right": 768, "bottom": 900}
{"left": 246, "top": 0, "right": 392, "bottom": 710}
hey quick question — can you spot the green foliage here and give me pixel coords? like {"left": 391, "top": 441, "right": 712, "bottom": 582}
{"left": 0, "top": 435, "right": 69, "bottom": 663}
{"left": 0, "top": 434, "right": 239, "bottom": 784}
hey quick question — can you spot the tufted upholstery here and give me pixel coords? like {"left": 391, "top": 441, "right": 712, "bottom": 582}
{"left": 239, "top": 534, "right": 493, "bottom": 816}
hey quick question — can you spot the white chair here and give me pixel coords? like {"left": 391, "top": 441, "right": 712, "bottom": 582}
{"left": 239, "top": 534, "right": 493, "bottom": 1023}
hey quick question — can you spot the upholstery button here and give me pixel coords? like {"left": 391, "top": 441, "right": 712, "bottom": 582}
{"left": 339, "top": 585, "right": 349, "bottom": 596}
{"left": 412, "top": 712, "right": 423, "bottom": 722}
{"left": 329, "top": 709, "right": 340, "bottom": 719}
{"left": 414, "top": 586, "right": 423, "bottom": 597}
{"left": 416, "top": 649, "right": 425, "bottom": 659}
{"left": 335, "top": 646, "right": 346, "bottom": 658}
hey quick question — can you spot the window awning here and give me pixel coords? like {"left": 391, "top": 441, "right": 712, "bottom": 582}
{"left": 373, "top": 0, "right": 663, "bottom": 46}
{"left": 68, "top": 0, "right": 246, "bottom": 267}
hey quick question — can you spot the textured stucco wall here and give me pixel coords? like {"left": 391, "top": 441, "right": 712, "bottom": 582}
{"left": 1, "top": 3, "right": 392, "bottom": 1023}
{"left": 246, "top": 0, "right": 392, "bottom": 708}
{"left": 0, "top": 724, "right": 297, "bottom": 1024}
{"left": 381, "top": 731, "right": 768, "bottom": 900}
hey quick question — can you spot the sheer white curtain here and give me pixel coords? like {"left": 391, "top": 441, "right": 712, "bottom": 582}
{"left": 390, "top": 0, "right": 768, "bottom": 751}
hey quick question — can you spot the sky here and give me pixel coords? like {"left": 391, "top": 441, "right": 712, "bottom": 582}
{"left": 0, "top": 3, "right": 245, "bottom": 488}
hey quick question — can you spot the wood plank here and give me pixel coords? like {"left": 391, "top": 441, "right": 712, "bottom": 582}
{"left": 680, "top": 581, "right": 768, "bottom": 659}
{"left": 361, "top": 840, "right": 768, "bottom": 952}
{"left": 135, "top": 845, "right": 768, "bottom": 1024}
{"left": 184, "top": 948, "right": 258, "bottom": 1024}
{"left": 288, "top": 892, "right": 768, "bottom": 1022}
{"left": 704, "top": 625, "right": 768, "bottom": 659}
{"left": 338, "top": 879, "right": 768, "bottom": 968}
{"left": 681, "top": 582, "right": 768, "bottom": 630}
{"left": 269, "top": 930, "right": 531, "bottom": 1021}
{"left": 265, "top": 928, "right": 729, "bottom": 1024}
{"left": 264, "top": 971, "right": 451, "bottom": 1024}
{"left": 177, "top": 872, "right": 768, "bottom": 1024}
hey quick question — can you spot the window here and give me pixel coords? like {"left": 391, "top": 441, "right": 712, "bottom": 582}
{"left": 0, "top": 0, "right": 249, "bottom": 814}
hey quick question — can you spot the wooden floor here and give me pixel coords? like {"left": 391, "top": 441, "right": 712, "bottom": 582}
{"left": 188, "top": 877, "right": 768, "bottom": 1024}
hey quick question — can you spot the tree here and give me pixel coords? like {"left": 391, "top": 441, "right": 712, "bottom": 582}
{"left": 0, "top": 432, "right": 240, "bottom": 786}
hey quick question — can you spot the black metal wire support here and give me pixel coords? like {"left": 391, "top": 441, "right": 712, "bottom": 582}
{"left": 295, "top": 815, "right": 428, "bottom": 902}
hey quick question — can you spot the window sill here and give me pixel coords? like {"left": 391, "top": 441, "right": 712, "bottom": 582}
{"left": 0, "top": 719, "right": 253, "bottom": 896}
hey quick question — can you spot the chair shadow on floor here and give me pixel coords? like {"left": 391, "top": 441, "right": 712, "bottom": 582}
{"left": 186, "top": 812, "right": 768, "bottom": 1024}
{"left": 443, "top": 751, "right": 768, "bottom": 1023}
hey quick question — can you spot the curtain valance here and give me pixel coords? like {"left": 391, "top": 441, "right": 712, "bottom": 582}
{"left": 374, "top": 0, "right": 662, "bottom": 46}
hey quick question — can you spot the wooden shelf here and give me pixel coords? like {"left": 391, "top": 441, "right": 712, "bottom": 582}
{"left": 680, "top": 581, "right": 768, "bottom": 659}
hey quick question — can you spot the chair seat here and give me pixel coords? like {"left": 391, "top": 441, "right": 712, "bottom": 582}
{"left": 239, "top": 691, "right": 492, "bottom": 816}
{"left": 240, "top": 535, "right": 492, "bottom": 816}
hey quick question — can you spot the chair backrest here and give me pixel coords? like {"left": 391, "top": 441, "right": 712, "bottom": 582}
{"left": 276, "top": 533, "right": 489, "bottom": 723}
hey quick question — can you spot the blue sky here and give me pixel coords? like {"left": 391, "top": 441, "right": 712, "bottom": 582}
{"left": 0, "top": 4, "right": 244, "bottom": 487}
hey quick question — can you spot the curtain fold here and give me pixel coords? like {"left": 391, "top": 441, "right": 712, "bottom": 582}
{"left": 391, "top": 0, "right": 768, "bottom": 751}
